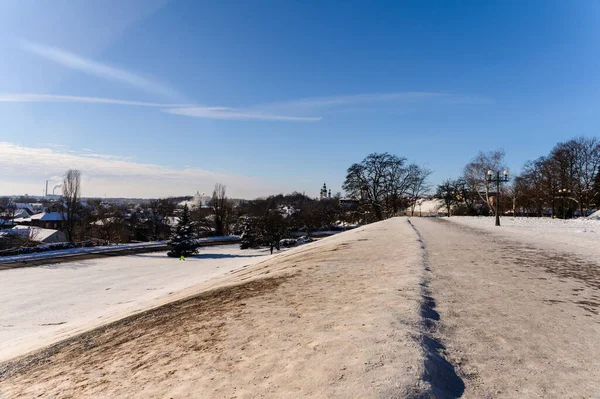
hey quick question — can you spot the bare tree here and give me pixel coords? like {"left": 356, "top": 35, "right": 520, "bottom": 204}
{"left": 0, "top": 200, "right": 18, "bottom": 226}
{"left": 343, "top": 153, "right": 404, "bottom": 221}
{"left": 516, "top": 157, "right": 549, "bottom": 216}
{"left": 509, "top": 136, "right": 600, "bottom": 218}
{"left": 568, "top": 137, "right": 600, "bottom": 215}
{"left": 259, "top": 210, "right": 289, "bottom": 254}
{"left": 594, "top": 165, "right": 600, "bottom": 208}
{"left": 407, "top": 164, "right": 433, "bottom": 216}
{"left": 383, "top": 157, "right": 411, "bottom": 217}
{"left": 61, "top": 169, "right": 81, "bottom": 242}
{"left": 211, "top": 183, "right": 231, "bottom": 236}
{"left": 436, "top": 179, "right": 459, "bottom": 217}
{"left": 27, "top": 226, "right": 42, "bottom": 244}
{"left": 91, "top": 204, "right": 129, "bottom": 243}
{"left": 463, "top": 149, "right": 507, "bottom": 215}
{"left": 343, "top": 154, "right": 433, "bottom": 220}
{"left": 148, "top": 198, "right": 176, "bottom": 240}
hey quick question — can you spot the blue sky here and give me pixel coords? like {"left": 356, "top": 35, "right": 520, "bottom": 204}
{"left": 1, "top": 0, "right": 599, "bottom": 198}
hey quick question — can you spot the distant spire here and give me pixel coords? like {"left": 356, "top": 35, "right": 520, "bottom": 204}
{"left": 320, "top": 182, "right": 330, "bottom": 200}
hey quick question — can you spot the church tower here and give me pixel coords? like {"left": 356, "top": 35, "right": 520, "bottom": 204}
{"left": 320, "top": 183, "right": 328, "bottom": 200}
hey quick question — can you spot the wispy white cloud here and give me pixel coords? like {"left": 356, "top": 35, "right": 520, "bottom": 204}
{"left": 256, "top": 92, "right": 447, "bottom": 110}
{"left": 20, "top": 40, "right": 183, "bottom": 101}
{"left": 163, "top": 106, "right": 322, "bottom": 121}
{"left": 0, "top": 93, "right": 320, "bottom": 121}
{"left": 161, "top": 91, "right": 481, "bottom": 121}
{"left": 1, "top": 91, "right": 491, "bottom": 122}
{"left": 0, "top": 93, "right": 190, "bottom": 108}
{"left": 78, "top": 153, "right": 133, "bottom": 161}
{"left": 0, "top": 142, "right": 290, "bottom": 198}
{"left": 250, "top": 92, "right": 493, "bottom": 113}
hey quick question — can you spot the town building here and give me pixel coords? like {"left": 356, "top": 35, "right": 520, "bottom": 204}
{"left": 11, "top": 225, "right": 67, "bottom": 243}
{"left": 319, "top": 183, "right": 332, "bottom": 200}
{"left": 29, "top": 212, "right": 66, "bottom": 230}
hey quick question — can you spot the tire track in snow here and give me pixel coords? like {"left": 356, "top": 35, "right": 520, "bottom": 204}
{"left": 407, "top": 218, "right": 465, "bottom": 398}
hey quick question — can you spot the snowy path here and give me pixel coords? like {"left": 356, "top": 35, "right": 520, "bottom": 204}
{"left": 0, "top": 245, "right": 271, "bottom": 362}
{"left": 411, "top": 217, "right": 600, "bottom": 398}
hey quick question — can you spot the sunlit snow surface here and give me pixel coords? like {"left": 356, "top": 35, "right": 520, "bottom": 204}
{"left": 444, "top": 216, "right": 600, "bottom": 258}
{"left": 0, "top": 244, "right": 271, "bottom": 361}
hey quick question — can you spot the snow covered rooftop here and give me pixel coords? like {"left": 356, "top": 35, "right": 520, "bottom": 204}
{"left": 30, "top": 212, "right": 64, "bottom": 221}
{"left": 13, "top": 203, "right": 34, "bottom": 211}
{"left": 91, "top": 217, "right": 118, "bottom": 226}
{"left": 10, "top": 226, "right": 66, "bottom": 242}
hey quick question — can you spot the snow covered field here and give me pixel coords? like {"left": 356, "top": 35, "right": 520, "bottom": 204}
{"left": 445, "top": 216, "right": 600, "bottom": 259}
{"left": 0, "top": 244, "right": 271, "bottom": 362}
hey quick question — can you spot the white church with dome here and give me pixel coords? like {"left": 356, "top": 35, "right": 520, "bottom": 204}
{"left": 319, "top": 183, "right": 331, "bottom": 200}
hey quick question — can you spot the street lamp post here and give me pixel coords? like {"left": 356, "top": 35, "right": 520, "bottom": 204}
{"left": 487, "top": 170, "right": 509, "bottom": 226}
{"left": 558, "top": 188, "right": 571, "bottom": 219}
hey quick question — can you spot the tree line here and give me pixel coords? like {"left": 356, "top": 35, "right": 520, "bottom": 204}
{"left": 171, "top": 155, "right": 433, "bottom": 255}
{"left": 513, "top": 136, "right": 600, "bottom": 217}
{"left": 167, "top": 188, "right": 346, "bottom": 256}
{"left": 436, "top": 136, "right": 600, "bottom": 218}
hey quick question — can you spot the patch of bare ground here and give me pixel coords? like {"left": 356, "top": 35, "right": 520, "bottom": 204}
{"left": 0, "top": 218, "right": 425, "bottom": 398}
